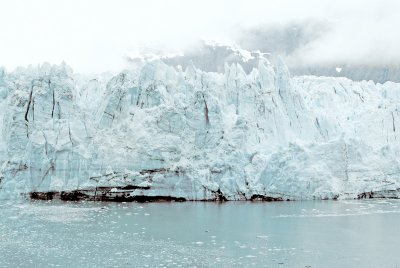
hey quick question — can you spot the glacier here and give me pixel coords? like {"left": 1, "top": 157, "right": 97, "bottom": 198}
{"left": 0, "top": 57, "right": 399, "bottom": 201}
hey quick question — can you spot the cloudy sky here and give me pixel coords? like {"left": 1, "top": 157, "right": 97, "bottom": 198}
{"left": 0, "top": 0, "right": 399, "bottom": 73}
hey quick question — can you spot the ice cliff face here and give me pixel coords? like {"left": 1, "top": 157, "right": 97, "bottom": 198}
{"left": 0, "top": 59, "right": 399, "bottom": 201}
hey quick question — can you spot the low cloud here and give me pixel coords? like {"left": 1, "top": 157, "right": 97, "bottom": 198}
{"left": 0, "top": 0, "right": 399, "bottom": 72}
{"left": 235, "top": 0, "right": 400, "bottom": 67}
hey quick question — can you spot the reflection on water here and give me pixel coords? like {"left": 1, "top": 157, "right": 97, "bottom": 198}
{"left": 0, "top": 200, "right": 399, "bottom": 267}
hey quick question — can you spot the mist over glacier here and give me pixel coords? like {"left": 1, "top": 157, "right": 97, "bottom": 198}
{"left": 0, "top": 52, "right": 399, "bottom": 201}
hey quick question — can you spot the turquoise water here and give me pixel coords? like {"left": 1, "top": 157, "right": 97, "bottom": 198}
{"left": 0, "top": 200, "right": 399, "bottom": 267}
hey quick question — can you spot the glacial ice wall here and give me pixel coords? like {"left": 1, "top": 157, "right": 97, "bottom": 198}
{"left": 0, "top": 59, "right": 399, "bottom": 200}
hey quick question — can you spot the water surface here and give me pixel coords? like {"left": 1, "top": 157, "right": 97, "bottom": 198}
{"left": 0, "top": 200, "right": 399, "bottom": 267}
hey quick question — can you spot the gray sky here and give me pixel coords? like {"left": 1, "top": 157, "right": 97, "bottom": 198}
{"left": 0, "top": 0, "right": 399, "bottom": 73}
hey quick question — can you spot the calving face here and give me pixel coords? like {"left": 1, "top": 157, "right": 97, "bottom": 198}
{"left": 0, "top": 58, "right": 399, "bottom": 201}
